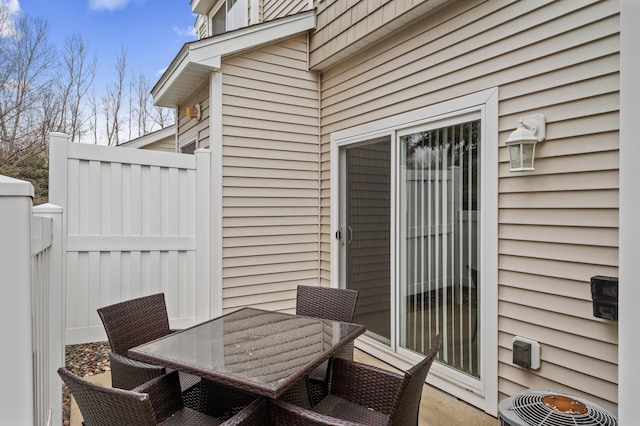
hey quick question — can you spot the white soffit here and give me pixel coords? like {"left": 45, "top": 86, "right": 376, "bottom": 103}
{"left": 152, "top": 10, "right": 316, "bottom": 107}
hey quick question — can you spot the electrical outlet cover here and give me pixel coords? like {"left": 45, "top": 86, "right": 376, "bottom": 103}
{"left": 512, "top": 336, "right": 541, "bottom": 370}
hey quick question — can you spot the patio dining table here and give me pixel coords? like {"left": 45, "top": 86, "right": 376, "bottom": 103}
{"left": 128, "top": 307, "right": 366, "bottom": 399}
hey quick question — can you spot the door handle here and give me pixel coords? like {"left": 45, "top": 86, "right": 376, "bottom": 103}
{"left": 346, "top": 226, "right": 353, "bottom": 244}
{"left": 336, "top": 227, "right": 345, "bottom": 245}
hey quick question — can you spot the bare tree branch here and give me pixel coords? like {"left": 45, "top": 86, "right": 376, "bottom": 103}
{"left": 0, "top": 9, "right": 55, "bottom": 166}
{"left": 103, "top": 47, "right": 127, "bottom": 146}
{"left": 55, "top": 34, "right": 97, "bottom": 142}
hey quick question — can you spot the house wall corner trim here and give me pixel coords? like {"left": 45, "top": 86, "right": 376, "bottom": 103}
{"left": 210, "top": 71, "right": 224, "bottom": 317}
{"left": 618, "top": 1, "right": 639, "bottom": 424}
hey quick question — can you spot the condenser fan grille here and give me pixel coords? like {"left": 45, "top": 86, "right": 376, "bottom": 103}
{"left": 507, "top": 390, "right": 617, "bottom": 426}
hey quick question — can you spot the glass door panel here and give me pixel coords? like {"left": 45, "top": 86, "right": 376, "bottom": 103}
{"left": 399, "top": 120, "right": 480, "bottom": 378}
{"left": 343, "top": 139, "right": 391, "bottom": 344}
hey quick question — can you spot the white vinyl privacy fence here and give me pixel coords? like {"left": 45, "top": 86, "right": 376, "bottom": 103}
{"left": 49, "top": 133, "right": 213, "bottom": 344}
{"left": 0, "top": 176, "right": 63, "bottom": 426}
{"left": 0, "top": 132, "right": 213, "bottom": 425}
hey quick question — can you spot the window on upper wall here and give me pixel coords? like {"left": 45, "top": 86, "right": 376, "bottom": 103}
{"left": 211, "top": 4, "right": 226, "bottom": 36}
{"left": 210, "top": 0, "right": 246, "bottom": 36}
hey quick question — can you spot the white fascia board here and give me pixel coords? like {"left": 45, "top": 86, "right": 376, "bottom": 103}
{"left": 192, "top": 10, "right": 315, "bottom": 58}
{"left": 118, "top": 126, "right": 176, "bottom": 149}
{"left": 189, "top": 48, "right": 222, "bottom": 69}
{"left": 151, "top": 44, "right": 190, "bottom": 102}
{"left": 152, "top": 11, "right": 315, "bottom": 107}
{"left": 152, "top": 55, "right": 220, "bottom": 107}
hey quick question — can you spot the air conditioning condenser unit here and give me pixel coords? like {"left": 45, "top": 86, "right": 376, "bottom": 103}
{"left": 498, "top": 389, "right": 617, "bottom": 426}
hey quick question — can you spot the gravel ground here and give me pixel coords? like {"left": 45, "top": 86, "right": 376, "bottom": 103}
{"left": 62, "top": 342, "right": 111, "bottom": 426}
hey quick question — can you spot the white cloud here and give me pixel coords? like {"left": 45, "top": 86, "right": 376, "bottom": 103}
{"left": 88, "top": 0, "right": 129, "bottom": 12}
{"left": 0, "top": 0, "right": 21, "bottom": 38}
{"left": 172, "top": 25, "right": 196, "bottom": 38}
{"left": 3, "top": 0, "right": 19, "bottom": 14}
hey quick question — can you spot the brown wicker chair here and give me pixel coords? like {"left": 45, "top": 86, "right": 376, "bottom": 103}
{"left": 198, "top": 378, "right": 268, "bottom": 422}
{"left": 97, "top": 293, "right": 200, "bottom": 407}
{"left": 293, "top": 285, "right": 360, "bottom": 407}
{"left": 296, "top": 285, "right": 359, "bottom": 323}
{"left": 58, "top": 368, "right": 266, "bottom": 426}
{"left": 272, "top": 335, "right": 441, "bottom": 426}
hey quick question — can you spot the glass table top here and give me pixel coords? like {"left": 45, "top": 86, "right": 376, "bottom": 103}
{"left": 129, "top": 307, "right": 365, "bottom": 398}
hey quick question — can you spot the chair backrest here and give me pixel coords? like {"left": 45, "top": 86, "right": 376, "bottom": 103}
{"left": 296, "top": 285, "right": 359, "bottom": 323}
{"left": 58, "top": 367, "right": 164, "bottom": 426}
{"left": 97, "top": 293, "right": 172, "bottom": 355}
{"left": 221, "top": 397, "right": 269, "bottom": 425}
{"left": 389, "top": 335, "right": 441, "bottom": 425}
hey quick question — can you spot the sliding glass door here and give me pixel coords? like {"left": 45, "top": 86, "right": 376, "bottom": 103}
{"left": 398, "top": 120, "right": 480, "bottom": 378}
{"left": 332, "top": 90, "right": 497, "bottom": 412}
{"left": 337, "top": 120, "right": 481, "bottom": 376}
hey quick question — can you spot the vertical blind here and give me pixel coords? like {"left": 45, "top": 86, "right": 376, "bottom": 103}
{"left": 399, "top": 119, "right": 480, "bottom": 378}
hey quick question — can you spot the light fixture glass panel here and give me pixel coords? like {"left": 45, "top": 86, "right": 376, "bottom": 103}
{"left": 521, "top": 144, "right": 535, "bottom": 169}
{"left": 508, "top": 145, "right": 522, "bottom": 170}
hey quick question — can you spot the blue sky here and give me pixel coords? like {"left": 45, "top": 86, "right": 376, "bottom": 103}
{"left": 10, "top": 0, "right": 196, "bottom": 91}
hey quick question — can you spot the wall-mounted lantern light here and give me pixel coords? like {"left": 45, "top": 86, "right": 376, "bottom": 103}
{"left": 505, "top": 113, "right": 546, "bottom": 171}
{"left": 186, "top": 104, "right": 201, "bottom": 121}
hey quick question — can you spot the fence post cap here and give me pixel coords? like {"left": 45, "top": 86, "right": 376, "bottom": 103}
{"left": 0, "top": 175, "right": 34, "bottom": 198}
{"left": 33, "top": 203, "right": 63, "bottom": 213}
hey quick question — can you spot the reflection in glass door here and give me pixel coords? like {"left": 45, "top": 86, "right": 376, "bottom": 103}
{"left": 341, "top": 139, "right": 391, "bottom": 344}
{"left": 399, "top": 120, "right": 481, "bottom": 377}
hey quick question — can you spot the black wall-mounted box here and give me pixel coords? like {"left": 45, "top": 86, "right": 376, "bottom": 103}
{"left": 590, "top": 275, "right": 618, "bottom": 321}
{"left": 513, "top": 340, "right": 531, "bottom": 369}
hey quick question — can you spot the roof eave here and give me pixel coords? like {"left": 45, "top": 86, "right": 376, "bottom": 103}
{"left": 190, "top": 0, "right": 216, "bottom": 15}
{"left": 152, "top": 10, "right": 316, "bottom": 108}
{"left": 117, "top": 125, "right": 177, "bottom": 149}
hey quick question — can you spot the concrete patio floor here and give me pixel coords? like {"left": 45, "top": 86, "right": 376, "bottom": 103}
{"left": 70, "top": 350, "right": 498, "bottom": 425}
{"left": 355, "top": 350, "right": 498, "bottom": 426}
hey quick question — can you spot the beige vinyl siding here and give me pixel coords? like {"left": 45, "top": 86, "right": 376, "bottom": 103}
{"left": 311, "top": 0, "right": 434, "bottom": 69}
{"left": 198, "top": 20, "right": 207, "bottom": 39}
{"left": 316, "top": 0, "right": 619, "bottom": 412}
{"left": 220, "top": 35, "right": 320, "bottom": 312}
{"left": 262, "top": 0, "right": 308, "bottom": 22}
{"left": 178, "top": 80, "right": 210, "bottom": 149}
{"left": 138, "top": 139, "right": 176, "bottom": 152}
